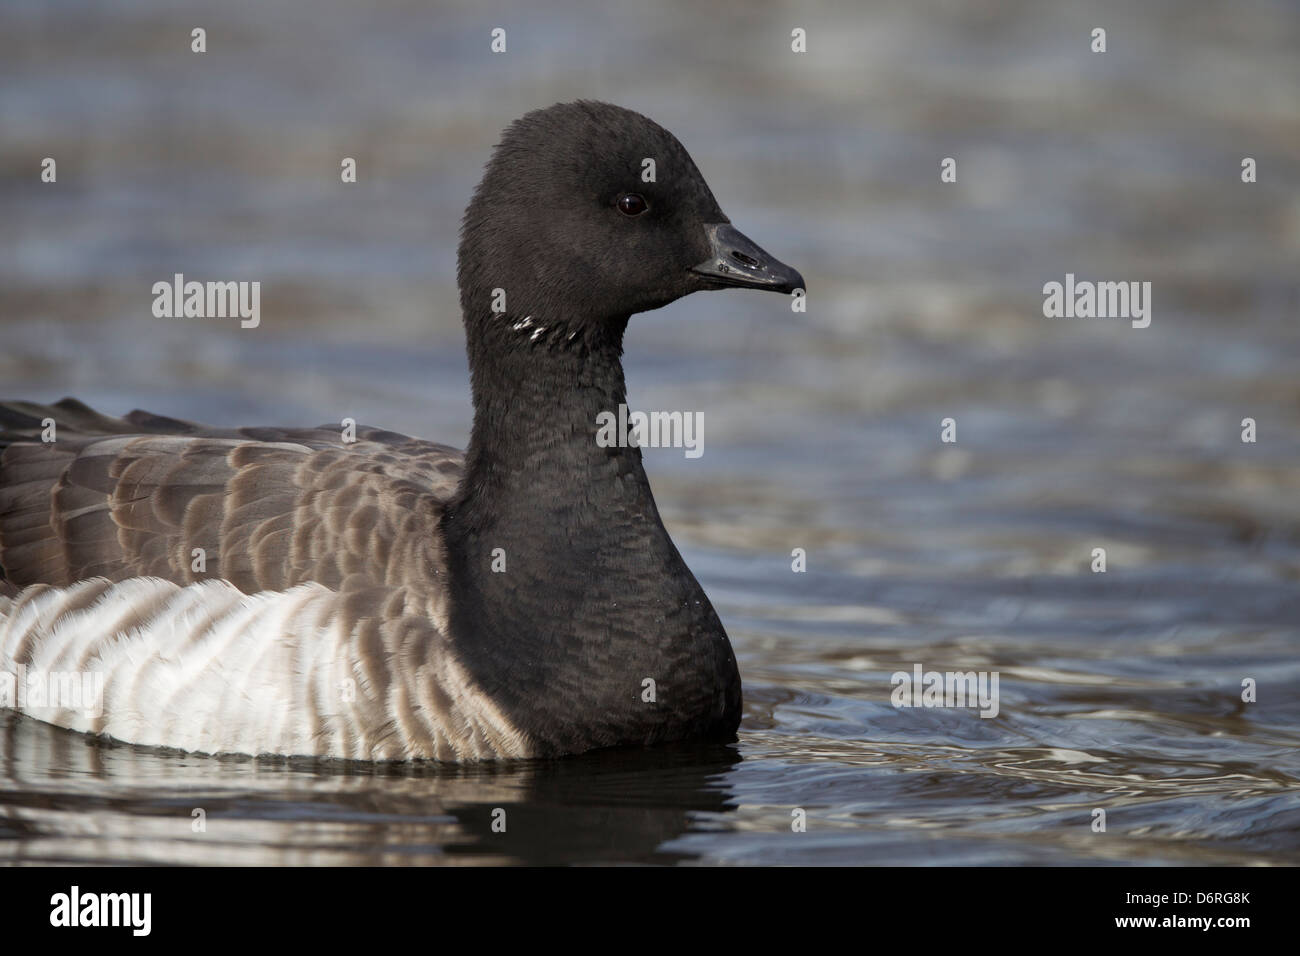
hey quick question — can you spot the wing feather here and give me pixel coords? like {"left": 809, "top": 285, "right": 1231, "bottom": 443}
{"left": 0, "top": 399, "right": 519, "bottom": 760}
{"left": 0, "top": 399, "right": 463, "bottom": 596}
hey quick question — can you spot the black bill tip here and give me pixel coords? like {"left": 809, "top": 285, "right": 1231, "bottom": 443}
{"left": 691, "top": 223, "right": 805, "bottom": 294}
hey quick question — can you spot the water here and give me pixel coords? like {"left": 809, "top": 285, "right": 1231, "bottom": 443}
{"left": 1, "top": 0, "right": 1298, "bottom": 864}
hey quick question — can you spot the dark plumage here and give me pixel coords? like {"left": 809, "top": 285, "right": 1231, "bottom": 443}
{"left": 0, "top": 101, "right": 803, "bottom": 761}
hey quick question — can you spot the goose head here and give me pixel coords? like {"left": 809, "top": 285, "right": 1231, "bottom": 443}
{"left": 456, "top": 100, "right": 804, "bottom": 340}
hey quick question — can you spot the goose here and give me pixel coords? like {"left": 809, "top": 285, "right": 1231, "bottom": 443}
{"left": 0, "top": 100, "right": 803, "bottom": 762}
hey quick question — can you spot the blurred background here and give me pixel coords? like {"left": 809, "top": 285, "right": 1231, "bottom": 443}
{"left": 1, "top": 0, "right": 1298, "bottom": 865}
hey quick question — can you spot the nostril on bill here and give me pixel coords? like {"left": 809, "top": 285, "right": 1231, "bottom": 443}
{"left": 730, "top": 250, "right": 760, "bottom": 268}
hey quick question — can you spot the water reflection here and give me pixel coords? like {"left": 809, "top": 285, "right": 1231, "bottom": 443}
{"left": 0, "top": 713, "right": 741, "bottom": 865}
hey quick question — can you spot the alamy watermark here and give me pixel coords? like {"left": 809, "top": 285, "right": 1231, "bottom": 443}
{"left": 595, "top": 403, "right": 703, "bottom": 459}
{"left": 891, "top": 663, "right": 1000, "bottom": 718}
{"left": 1042, "top": 273, "right": 1151, "bottom": 328}
{"left": 0, "top": 665, "right": 104, "bottom": 718}
{"left": 151, "top": 273, "right": 260, "bottom": 328}
{"left": 49, "top": 886, "right": 151, "bottom": 936}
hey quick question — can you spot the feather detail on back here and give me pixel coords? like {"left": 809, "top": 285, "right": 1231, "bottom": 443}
{"left": 0, "top": 398, "right": 531, "bottom": 760}
{"left": 0, "top": 397, "right": 463, "bottom": 594}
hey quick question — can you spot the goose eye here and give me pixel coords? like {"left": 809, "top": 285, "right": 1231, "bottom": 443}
{"left": 617, "top": 193, "right": 648, "bottom": 216}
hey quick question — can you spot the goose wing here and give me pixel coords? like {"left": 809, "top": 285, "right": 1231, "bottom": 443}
{"left": 0, "top": 397, "right": 463, "bottom": 596}
{"left": 0, "top": 399, "right": 533, "bottom": 760}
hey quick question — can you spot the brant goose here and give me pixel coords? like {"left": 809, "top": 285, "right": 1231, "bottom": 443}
{"left": 0, "top": 101, "right": 803, "bottom": 761}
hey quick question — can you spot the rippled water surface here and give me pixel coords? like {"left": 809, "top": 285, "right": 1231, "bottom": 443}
{"left": 1, "top": 0, "right": 1298, "bottom": 864}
